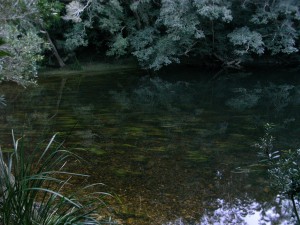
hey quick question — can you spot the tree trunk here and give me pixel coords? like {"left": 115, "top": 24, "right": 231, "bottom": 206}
{"left": 42, "top": 30, "right": 65, "bottom": 67}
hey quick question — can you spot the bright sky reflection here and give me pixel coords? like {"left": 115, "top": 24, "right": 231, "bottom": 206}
{"left": 164, "top": 195, "right": 298, "bottom": 225}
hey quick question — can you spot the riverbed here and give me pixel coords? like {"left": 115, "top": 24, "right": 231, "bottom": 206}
{"left": 1, "top": 64, "right": 300, "bottom": 224}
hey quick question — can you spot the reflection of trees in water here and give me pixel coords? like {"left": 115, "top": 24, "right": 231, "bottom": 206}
{"left": 164, "top": 196, "right": 296, "bottom": 225}
{"left": 226, "top": 83, "right": 296, "bottom": 113}
{"left": 203, "top": 196, "right": 297, "bottom": 225}
{"left": 110, "top": 75, "right": 300, "bottom": 128}
{"left": 2, "top": 71, "right": 300, "bottom": 224}
{"left": 221, "top": 76, "right": 300, "bottom": 149}
{"left": 110, "top": 76, "right": 199, "bottom": 113}
{"left": 0, "top": 83, "right": 56, "bottom": 139}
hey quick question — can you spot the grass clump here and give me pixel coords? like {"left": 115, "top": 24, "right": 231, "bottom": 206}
{"left": 0, "top": 131, "right": 113, "bottom": 225}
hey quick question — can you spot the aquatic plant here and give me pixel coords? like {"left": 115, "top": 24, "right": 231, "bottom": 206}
{"left": 0, "top": 131, "right": 113, "bottom": 225}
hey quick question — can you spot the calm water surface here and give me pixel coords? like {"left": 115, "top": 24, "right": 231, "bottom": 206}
{"left": 1, "top": 66, "right": 300, "bottom": 224}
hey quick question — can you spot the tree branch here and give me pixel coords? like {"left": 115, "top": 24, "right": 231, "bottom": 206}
{"left": 40, "top": 30, "right": 65, "bottom": 67}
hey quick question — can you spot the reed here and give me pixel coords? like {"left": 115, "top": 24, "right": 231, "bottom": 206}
{"left": 0, "top": 131, "right": 112, "bottom": 225}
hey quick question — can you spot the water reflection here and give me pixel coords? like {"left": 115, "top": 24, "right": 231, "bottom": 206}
{"left": 1, "top": 68, "right": 300, "bottom": 224}
{"left": 165, "top": 196, "right": 297, "bottom": 225}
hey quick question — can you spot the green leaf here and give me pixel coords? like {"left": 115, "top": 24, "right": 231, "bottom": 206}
{"left": 0, "top": 50, "right": 10, "bottom": 57}
{"left": 0, "top": 38, "right": 10, "bottom": 57}
{"left": 0, "top": 38, "right": 5, "bottom": 45}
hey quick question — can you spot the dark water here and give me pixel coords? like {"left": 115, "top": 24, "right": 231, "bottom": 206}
{"left": 1, "top": 66, "right": 300, "bottom": 224}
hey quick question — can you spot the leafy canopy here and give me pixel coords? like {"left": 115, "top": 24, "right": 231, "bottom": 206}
{"left": 62, "top": 0, "right": 300, "bottom": 70}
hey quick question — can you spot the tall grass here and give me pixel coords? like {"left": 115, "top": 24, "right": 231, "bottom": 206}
{"left": 0, "top": 131, "right": 113, "bottom": 225}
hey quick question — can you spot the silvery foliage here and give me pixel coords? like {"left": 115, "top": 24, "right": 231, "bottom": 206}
{"left": 63, "top": 0, "right": 300, "bottom": 70}
{"left": 131, "top": 0, "right": 205, "bottom": 70}
{"left": 63, "top": 0, "right": 233, "bottom": 70}
{"left": 131, "top": 0, "right": 233, "bottom": 70}
{"left": 193, "top": 0, "right": 232, "bottom": 22}
{"left": 62, "top": 1, "right": 90, "bottom": 52}
{"left": 228, "top": 27, "right": 264, "bottom": 55}
{"left": 63, "top": 0, "right": 127, "bottom": 56}
{"left": 0, "top": 0, "right": 46, "bottom": 86}
{"left": 64, "top": 22, "right": 89, "bottom": 52}
{"left": 91, "top": 0, "right": 129, "bottom": 58}
{"left": 0, "top": 25, "right": 45, "bottom": 86}
{"left": 62, "top": 0, "right": 86, "bottom": 23}
{"left": 249, "top": 0, "right": 300, "bottom": 55}
{"left": 0, "top": 0, "right": 38, "bottom": 22}
{"left": 227, "top": 0, "right": 300, "bottom": 56}
{"left": 106, "top": 33, "right": 129, "bottom": 57}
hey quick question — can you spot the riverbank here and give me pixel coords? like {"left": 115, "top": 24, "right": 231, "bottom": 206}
{"left": 39, "top": 59, "right": 140, "bottom": 78}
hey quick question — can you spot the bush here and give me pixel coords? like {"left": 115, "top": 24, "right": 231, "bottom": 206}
{"left": 255, "top": 124, "right": 300, "bottom": 224}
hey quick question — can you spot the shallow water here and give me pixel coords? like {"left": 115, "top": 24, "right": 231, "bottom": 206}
{"left": 1, "top": 66, "right": 300, "bottom": 224}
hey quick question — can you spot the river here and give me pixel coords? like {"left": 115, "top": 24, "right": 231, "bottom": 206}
{"left": 1, "top": 64, "right": 300, "bottom": 224}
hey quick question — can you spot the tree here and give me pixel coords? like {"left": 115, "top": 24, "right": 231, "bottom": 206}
{"left": 62, "top": 0, "right": 300, "bottom": 70}
{"left": 37, "top": 0, "right": 65, "bottom": 67}
{"left": 231, "top": 0, "right": 300, "bottom": 56}
{"left": 0, "top": 25, "right": 45, "bottom": 85}
{"left": 0, "top": 0, "right": 65, "bottom": 86}
{"left": 0, "top": 0, "right": 44, "bottom": 85}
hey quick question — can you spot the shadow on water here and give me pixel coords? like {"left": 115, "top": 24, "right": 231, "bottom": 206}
{"left": 1, "top": 65, "right": 300, "bottom": 224}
